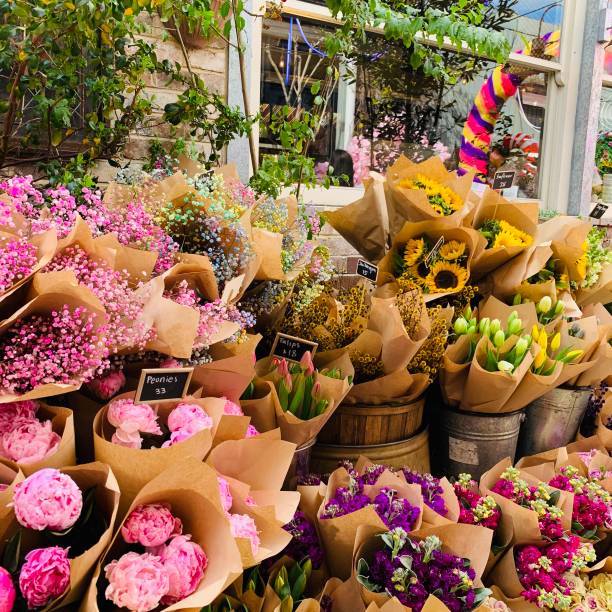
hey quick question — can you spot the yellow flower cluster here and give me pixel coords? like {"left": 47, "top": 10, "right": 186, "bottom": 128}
{"left": 576, "top": 240, "right": 588, "bottom": 280}
{"left": 408, "top": 306, "right": 449, "bottom": 381}
{"left": 350, "top": 350, "right": 385, "bottom": 384}
{"left": 398, "top": 174, "right": 463, "bottom": 216}
{"left": 493, "top": 220, "right": 533, "bottom": 248}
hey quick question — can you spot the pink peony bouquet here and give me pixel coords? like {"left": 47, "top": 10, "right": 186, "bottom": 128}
{"left": 0, "top": 400, "right": 62, "bottom": 466}
{"left": 105, "top": 503, "right": 208, "bottom": 610}
{"left": 1, "top": 464, "right": 120, "bottom": 609}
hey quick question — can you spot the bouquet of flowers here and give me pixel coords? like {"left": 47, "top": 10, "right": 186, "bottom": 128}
{"left": 0, "top": 464, "right": 120, "bottom": 609}
{"left": 0, "top": 400, "right": 74, "bottom": 476}
{"left": 453, "top": 475, "right": 501, "bottom": 531}
{"left": 377, "top": 221, "right": 483, "bottom": 299}
{"left": 575, "top": 226, "right": 612, "bottom": 307}
{"left": 82, "top": 458, "right": 243, "bottom": 611}
{"left": 355, "top": 524, "right": 493, "bottom": 612}
{"left": 244, "top": 351, "right": 353, "bottom": 448}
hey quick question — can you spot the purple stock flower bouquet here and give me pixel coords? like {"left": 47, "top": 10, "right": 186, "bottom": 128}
{"left": 357, "top": 529, "right": 491, "bottom": 612}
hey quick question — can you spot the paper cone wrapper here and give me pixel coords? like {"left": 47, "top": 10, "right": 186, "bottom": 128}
{"left": 420, "top": 477, "right": 461, "bottom": 527}
{"left": 0, "top": 285, "right": 108, "bottom": 403}
{"left": 490, "top": 242, "right": 553, "bottom": 301}
{"left": 207, "top": 437, "right": 297, "bottom": 493}
{"left": 92, "top": 233, "right": 157, "bottom": 284}
{"left": 386, "top": 156, "right": 475, "bottom": 232}
{"left": 0, "top": 464, "right": 22, "bottom": 531}
{"left": 0, "top": 403, "right": 75, "bottom": 476}
{"left": 324, "top": 173, "right": 390, "bottom": 264}
{"left": 252, "top": 227, "right": 286, "bottom": 281}
{"left": 488, "top": 585, "right": 539, "bottom": 612}
{"left": 318, "top": 468, "right": 423, "bottom": 579}
{"left": 478, "top": 295, "right": 538, "bottom": 333}
{"left": 377, "top": 220, "right": 483, "bottom": 299}
{"left": 191, "top": 335, "right": 260, "bottom": 402}
{"left": 0, "top": 226, "right": 57, "bottom": 305}
{"left": 81, "top": 458, "right": 243, "bottom": 611}
{"left": 365, "top": 598, "right": 408, "bottom": 612}
{"left": 483, "top": 515, "right": 513, "bottom": 579}
{"left": 576, "top": 264, "right": 612, "bottom": 307}
{"left": 439, "top": 335, "right": 474, "bottom": 407}
{"left": 480, "top": 458, "right": 572, "bottom": 544}
{"left": 469, "top": 191, "right": 538, "bottom": 280}
{"left": 596, "top": 398, "right": 612, "bottom": 450}
{"left": 574, "top": 324, "right": 612, "bottom": 387}
{"left": 162, "top": 252, "right": 219, "bottom": 301}
{"left": 461, "top": 336, "right": 533, "bottom": 413}
{"left": 241, "top": 380, "right": 279, "bottom": 433}
{"left": 502, "top": 358, "right": 563, "bottom": 413}
{"left": 94, "top": 392, "right": 214, "bottom": 517}
{"left": 516, "top": 278, "right": 558, "bottom": 305}
{"left": 488, "top": 546, "right": 528, "bottom": 599}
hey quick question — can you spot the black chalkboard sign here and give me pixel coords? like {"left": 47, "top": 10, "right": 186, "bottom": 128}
{"left": 135, "top": 367, "right": 194, "bottom": 403}
{"left": 356, "top": 258, "right": 379, "bottom": 283}
{"left": 270, "top": 333, "right": 318, "bottom": 363}
{"left": 590, "top": 202, "right": 609, "bottom": 219}
{"left": 492, "top": 170, "right": 516, "bottom": 190}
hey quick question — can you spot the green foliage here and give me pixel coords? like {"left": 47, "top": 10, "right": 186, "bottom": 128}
{"left": 0, "top": 0, "right": 248, "bottom": 176}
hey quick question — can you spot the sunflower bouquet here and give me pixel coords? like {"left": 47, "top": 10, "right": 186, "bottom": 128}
{"left": 378, "top": 221, "right": 482, "bottom": 301}
{"left": 386, "top": 156, "right": 476, "bottom": 232}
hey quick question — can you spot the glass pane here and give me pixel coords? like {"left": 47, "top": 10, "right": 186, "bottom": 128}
{"left": 593, "top": 87, "right": 612, "bottom": 204}
{"left": 351, "top": 42, "right": 549, "bottom": 199}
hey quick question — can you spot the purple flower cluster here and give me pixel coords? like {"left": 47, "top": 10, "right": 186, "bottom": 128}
{"left": 402, "top": 469, "right": 448, "bottom": 516}
{"left": 282, "top": 510, "right": 324, "bottom": 569}
{"left": 321, "top": 479, "right": 420, "bottom": 532}
{"left": 360, "top": 530, "right": 487, "bottom": 612}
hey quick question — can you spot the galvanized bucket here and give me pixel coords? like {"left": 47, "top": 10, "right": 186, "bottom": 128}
{"left": 516, "top": 385, "right": 591, "bottom": 459}
{"left": 435, "top": 405, "right": 525, "bottom": 480}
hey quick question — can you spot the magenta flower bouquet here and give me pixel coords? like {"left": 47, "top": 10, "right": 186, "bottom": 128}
{"left": 0, "top": 464, "right": 120, "bottom": 609}
{"left": 454, "top": 474, "right": 501, "bottom": 530}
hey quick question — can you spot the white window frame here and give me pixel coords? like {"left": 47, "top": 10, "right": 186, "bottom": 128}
{"left": 240, "top": 0, "right": 587, "bottom": 212}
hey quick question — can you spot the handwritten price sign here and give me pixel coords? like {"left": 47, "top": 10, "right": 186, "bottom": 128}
{"left": 270, "top": 333, "right": 318, "bottom": 363}
{"left": 135, "top": 367, "right": 194, "bottom": 403}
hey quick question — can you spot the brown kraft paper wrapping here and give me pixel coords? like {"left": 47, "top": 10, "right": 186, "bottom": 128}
{"left": 318, "top": 467, "right": 423, "bottom": 580}
{"left": 94, "top": 392, "right": 215, "bottom": 517}
{"left": 477, "top": 295, "right": 538, "bottom": 332}
{"left": 488, "top": 585, "right": 539, "bottom": 612}
{"left": 386, "top": 156, "right": 476, "bottom": 231}
{"left": 0, "top": 286, "right": 108, "bottom": 403}
{"left": 162, "top": 252, "right": 220, "bottom": 301}
{"left": 324, "top": 172, "right": 390, "bottom": 264}
{"left": 81, "top": 458, "right": 243, "bottom": 611}
{"left": 0, "top": 464, "right": 22, "bottom": 533}
{"left": 439, "top": 334, "right": 475, "bottom": 407}
{"left": 460, "top": 335, "right": 534, "bottom": 413}
{"left": 576, "top": 264, "right": 612, "bottom": 307}
{"left": 0, "top": 403, "right": 75, "bottom": 477}
{"left": 240, "top": 380, "right": 279, "bottom": 434}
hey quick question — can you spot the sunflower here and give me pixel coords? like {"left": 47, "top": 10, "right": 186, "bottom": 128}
{"left": 497, "top": 220, "right": 533, "bottom": 246}
{"left": 493, "top": 230, "right": 526, "bottom": 248}
{"left": 405, "top": 261, "right": 430, "bottom": 286}
{"left": 424, "top": 261, "right": 469, "bottom": 294}
{"left": 403, "top": 238, "right": 425, "bottom": 266}
{"left": 439, "top": 240, "right": 466, "bottom": 260}
{"left": 398, "top": 175, "right": 462, "bottom": 216}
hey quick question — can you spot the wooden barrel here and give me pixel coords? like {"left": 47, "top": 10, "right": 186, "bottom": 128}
{"left": 311, "top": 427, "right": 430, "bottom": 474}
{"left": 318, "top": 395, "right": 425, "bottom": 445}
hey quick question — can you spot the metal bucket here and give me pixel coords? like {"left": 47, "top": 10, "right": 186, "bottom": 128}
{"left": 435, "top": 406, "right": 525, "bottom": 480}
{"left": 516, "top": 385, "right": 591, "bottom": 459}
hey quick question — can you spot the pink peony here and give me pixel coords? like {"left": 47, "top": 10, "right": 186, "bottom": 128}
{"left": 161, "top": 429, "right": 191, "bottom": 448}
{"left": 1, "top": 419, "right": 61, "bottom": 465}
{"left": 0, "top": 566, "right": 15, "bottom": 612}
{"left": 112, "top": 429, "right": 142, "bottom": 449}
{"left": 19, "top": 546, "right": 70, "bottom": 609}
{"left": 217, "top": 476, "right": 233, "bottom": 513}
{"left": 107, "top": 399, "right": 161, "bottom": 435}
{"left": 167, "top": 403, "right": 213, "bottom": 434}
{"left": 148, "top": 535, "right": 207, "bottom": 605}
{"left": 159, "top": 358, "right": 181, "bottom": 368}
{"left": 222, "top": 398, "right": 244, "bottom": 416}
{"left": 86, "top": 369, "right": 126, "bottom": 400}
{"left": 229, "top": 513, "right": 260, "bottom": 555}
{"left": 0, "top": 401, "right": 38, "bottom": 435}
{"left": 122, "top": 503, "right": 182, "bottom": 547}
{"left": 245, "top": 424, "right": 259, "bottom": 438}
{"left": 13, "top": 468, "right": 82, "bottom": 531}
{"left": 104, "top": 552, "right": 169, "bottom": 612}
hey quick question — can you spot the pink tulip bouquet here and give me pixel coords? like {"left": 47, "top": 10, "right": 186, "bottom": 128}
{"left": 0, "top": 464, "right": 120, "bottom": 609}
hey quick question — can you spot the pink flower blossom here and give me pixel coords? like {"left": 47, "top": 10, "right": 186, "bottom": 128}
{"left": 0, "top": 401, "right": 38, "bottom": 435}
{"left": 217, "top": 476, "right": 233, "bottom": 513}
{"left": 229, "top": 513, "right": 260, "bottom": 555}
{"left": 161, "top": 430, "right": 191, "bottom": 448}
{"left": 347, "top": 136, "right": 371, "bottom": 186}
{"left": 104, "top": 552, "right": 169, "bottom": 612}
{"left": 167, "top": 403, "right": 213, "bottom": 434}
{"left": 107, "top": 399, "right": 161, "bottom": 435}
{"left": 85, "top": 370, "right": 126, "bottom": 400}
{"left": 111, "top": 429, "right": 143, "bottom": 449}
{"left": 0, "top": 566, "right": 15, "bottom": 612}
{"left": 121, "top": 503, "right": 183, "bottom": 547}
{"left": 159, "top": 358, "right": 182, "bottom": 369}
{"left": 148, "top": 535, "right": 207, "bottom": 605}
{"left": 19, "top": 547, "right": 70, "bottom": 609}
{"left": 1, "top": 419, "right": 61, "bottom": 465}
{"left": 0, "top": 237, "right": 38, "bottom": 294}
{"left": 13, "top": 468, "right": 83, "bottom": 531}
{"left": 245, "top": 424, "right": 259, "bottom": 438}
{"left": 222, "top": 398, "right": 243, "bottom": 416}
